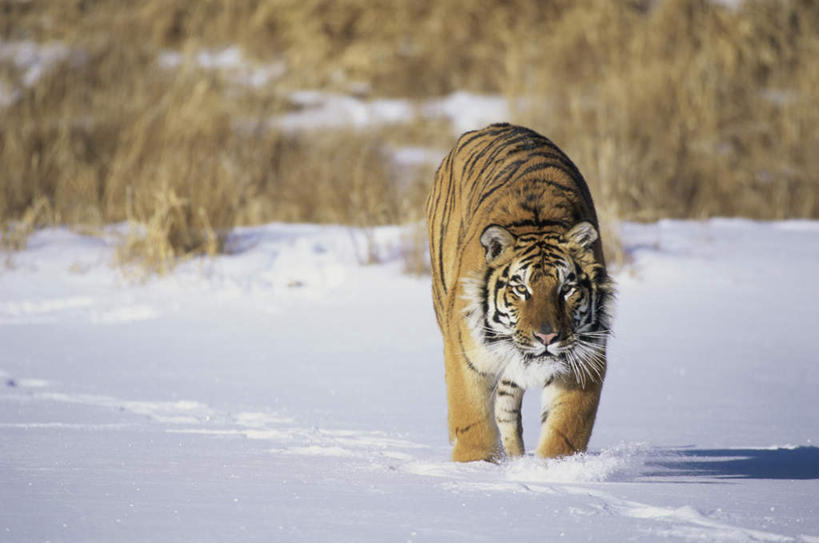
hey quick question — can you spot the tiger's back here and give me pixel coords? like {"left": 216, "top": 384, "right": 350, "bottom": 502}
{"left": 426, "top": 123, "right": 614, "bottom": 462}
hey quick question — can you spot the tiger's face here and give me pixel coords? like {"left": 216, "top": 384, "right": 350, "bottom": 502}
{"left": 466, "top": 221, "right": 614, "bottom": 386}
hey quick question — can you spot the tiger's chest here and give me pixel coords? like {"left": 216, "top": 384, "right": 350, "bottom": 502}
{"left": 498, "top": 356, "right": 562, "bottom": 390}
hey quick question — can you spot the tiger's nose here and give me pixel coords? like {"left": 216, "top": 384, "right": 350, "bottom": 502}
{"left": 534, "top": 324, "right": 557, "bottom": 345}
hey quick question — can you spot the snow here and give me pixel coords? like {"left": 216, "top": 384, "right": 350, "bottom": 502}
{"left": 157, "top": 46, "right": 286, "bottom": 89}
{"left": 1, "top": 219, "right": 818, "bottom": 542}
{"left": 270, "top": 90, "right": 509, "bottom": 140}
{"left": 163, "top": 47, "right": 511, "bottom": 141}
{"left": 0, "top": 40, "right": 70, "bottom": 106}
{"left": 272, "top": 90, "right": 416, "bottom": 132}
{"left": 421, "top": 91, "right": 510, "bottom": 136}
{"left": 390, "top": 146, "right": 447, "bottom": 168}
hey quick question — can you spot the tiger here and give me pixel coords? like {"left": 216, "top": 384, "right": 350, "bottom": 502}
{"left": 426, "top": 123, "right": 615, "bottom": 462}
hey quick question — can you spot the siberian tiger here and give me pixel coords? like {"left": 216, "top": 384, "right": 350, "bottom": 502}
{"left": 426, "top": 123, "right": 615, "bottom": 462}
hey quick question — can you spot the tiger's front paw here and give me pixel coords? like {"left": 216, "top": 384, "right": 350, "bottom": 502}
{"left": 451, "top": 422, "right": 500, "bottom": 462}
{"left": 452, "top": 442, "right": 501, "bottom": 463}
{"left": 535, "top": 430, "right": 583, "bottom": 459}
{"left": 501, "top": 437, "right": 525, "bottom": 458}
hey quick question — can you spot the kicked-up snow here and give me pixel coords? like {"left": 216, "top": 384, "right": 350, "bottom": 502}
{"left": 1, "top": 220, "right": 818, "bottom": 542}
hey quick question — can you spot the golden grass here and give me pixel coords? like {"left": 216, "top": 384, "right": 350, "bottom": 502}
{"left": 2, "top": 0, "right": 817, "bottom": 272}
{"left": 0, "top": 36, "right": 425, "bottom": 271}
{"left": 512, "top": 0, "right": 819, "bottom": 222}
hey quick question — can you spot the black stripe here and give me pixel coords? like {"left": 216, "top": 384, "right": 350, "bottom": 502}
{"left": 554, "top": 428, "right": 578, "bottom": 452}
{"left": 517, "top": 255, "right": 539, "bottom": 268}
{"left": 466, "top": 155, "right": 517, "bottom": 210}
{"left": 462, "top": 132, "right": 520, "bottom": 182}
{"left": 455, "top": 423, "right": 475, "bottom": 436}
{"left": 457, "top": 124, "right": 510, "bottom": 153}
{"left": 507, "top": 219, "right": 571, "bottom": 229}
{"left": 480, "top": 267, "right": 493, "bottom": 328}
{"left": 519, "top": 166, "right": 576, "bottom": 192}
{"left": 475, "top": 159, "right": 529, "bottom": 208}
{"left": 435, "top": 156, "right": 456, "bottom": 293}
{"left": 492, "top": 275, "right": 505, "bottom": 307}
{"left": 457, "top": 331, "right": 489, "bottom": 377}
{"left": 517, "top": 150, "right": 578, "bottom": 173}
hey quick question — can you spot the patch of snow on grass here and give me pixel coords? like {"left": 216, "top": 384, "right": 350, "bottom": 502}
{"left": 421, "top": 90, "right": 510, "bottom": 136}
{"left": 270, "top": 89, "right": 510, "bottom": 137}
{"left": 272, "top": 90, "right": 415, "bottom": 132}
{"left": 0, "top": 41, "right": 70, "bottom": 105}
{"left": 391, "top": 146, "right": 446, "bottom": 167}
{"left": 158, "top": 46, "right": 285, "bottom": 88}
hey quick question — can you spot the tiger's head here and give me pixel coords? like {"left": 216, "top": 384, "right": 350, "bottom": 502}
{"left": 464, "top": 221, "right": 615, "bottom": 387}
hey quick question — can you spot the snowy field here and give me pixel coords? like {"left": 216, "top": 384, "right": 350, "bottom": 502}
{"left": 1, "top": 219, "right": 818, "bottom": 542}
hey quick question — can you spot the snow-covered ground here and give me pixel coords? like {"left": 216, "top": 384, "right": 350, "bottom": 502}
{"left": 1, "top": 219, "right": 818, "bottom": 542}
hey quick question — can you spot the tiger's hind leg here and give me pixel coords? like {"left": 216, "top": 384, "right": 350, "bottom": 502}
{"left": 444, "top": 342, "right": 500, "bottom": 462}
{"left": 494, "top": 377, "right": 525, "bottom": 457}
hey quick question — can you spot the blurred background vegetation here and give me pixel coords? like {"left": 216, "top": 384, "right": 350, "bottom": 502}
{"left": 1, "top": 0, "right": 817, "bottom": 271}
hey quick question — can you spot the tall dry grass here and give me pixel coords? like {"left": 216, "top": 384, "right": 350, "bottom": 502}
{"left": 2, "top": 0, "right": 817, "bottom": 271}
{"left": 0, "top": 36, "right": 424, "bottom": 269}
{"left": 509, "top": 0, "right": 819, "bottom": 222}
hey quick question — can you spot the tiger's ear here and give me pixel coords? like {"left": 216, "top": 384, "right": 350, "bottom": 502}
{"left": 564, "top": 221, "right": 598, "bottom": 250}
{"left": 480, "top": 225, "right": 516, "bottom": 264}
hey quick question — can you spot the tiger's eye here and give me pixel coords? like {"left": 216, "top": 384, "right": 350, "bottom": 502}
{"left": 514, "top": 285, "right": 528, "bottom": 296}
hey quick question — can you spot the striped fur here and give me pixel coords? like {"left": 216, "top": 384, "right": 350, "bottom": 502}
{"left": 426, "top": 123, "right": 615, "bottom": 462}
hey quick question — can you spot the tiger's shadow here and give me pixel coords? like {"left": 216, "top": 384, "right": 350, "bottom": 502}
{"left": 646, "top": 446, "right": 819, "bottom": 480}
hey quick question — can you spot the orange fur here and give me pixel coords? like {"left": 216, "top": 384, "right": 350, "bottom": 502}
{"left": 426, "top": 124, "right": 613, "bottom": 462}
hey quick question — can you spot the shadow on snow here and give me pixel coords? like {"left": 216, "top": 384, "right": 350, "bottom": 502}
{"left": 648, "top": 446, "right": 819, "bottom": 480}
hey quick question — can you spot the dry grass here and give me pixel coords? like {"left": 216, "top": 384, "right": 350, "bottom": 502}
{"left": 2, "top": 0, "right": 817, "bottom": 272}
{"left": 511, "top": 0, "right": 819, "bottom": 222}
{"left": 0, "top": 35, "right": 424, "bottom": 271}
